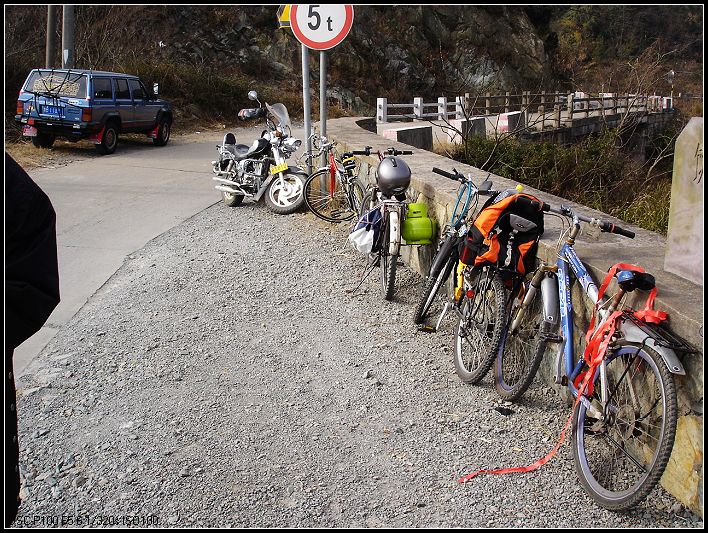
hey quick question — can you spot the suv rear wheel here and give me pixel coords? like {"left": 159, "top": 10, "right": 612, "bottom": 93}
{"left": 152, "top": 117, "right": 171, "bottom": 147}
{"left": 96, "top": 123, "right": 119, "bottom": 155}
{"left": 31, "top": 132, "right": 56, "bottom": 148}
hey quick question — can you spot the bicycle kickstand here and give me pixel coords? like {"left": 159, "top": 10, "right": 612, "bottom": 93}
{"left": 418, "top": 301, "right": 453, "bottom": 333}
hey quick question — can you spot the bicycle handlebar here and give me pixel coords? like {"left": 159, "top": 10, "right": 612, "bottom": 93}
{"left": 545, "top": 203, "right": 635, "bottom": 239}
{"left": 432, "top": 167, "right": 498, "bottom": 196}
{"left": 351, "top": 147, "right": 413, "bottom": 157}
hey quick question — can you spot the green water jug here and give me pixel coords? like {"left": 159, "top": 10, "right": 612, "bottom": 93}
{"left": 402, "top": 203, "right": 435, "bottom": 244}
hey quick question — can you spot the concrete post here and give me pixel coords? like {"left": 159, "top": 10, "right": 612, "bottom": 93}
{"left": 464, "top": 92, "right": 470, "bottom": 116}
{"left": 505, "top": 92, "right": 510, "bottom": 113}
{"left": 413, "top": 97, "right": 423, "bottom": 121}
{"left": 554, "top": 105, "right": 560, "bottom": 128}
{"left": 455, "top": 96, "right": 465, "bottom": 120}
{"left": 538, "top": 105, "right": 545, "bottom": 131}
{"left": 438, "top": 96, "right": 448, "bottom": 121}
{"left": 377, "top": 97, "right": 387, "bottom": 124}
{"left": 61, "top": 5, "right": 75, "bottom": 69}
{"left": 485, "top": 92, "right": 491, "bottom": 115}
{"left": 540, "top": 90, "right": 546, "bottom": 107}
{"left": 567, "top": 94, "right": 574, "bottom": 123}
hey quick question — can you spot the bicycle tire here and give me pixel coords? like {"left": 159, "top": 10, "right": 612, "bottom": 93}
{"left": 494, "top": 289, "right": 547, "bottom": 401}
{"left": 303, "top": 169, "right": 361, "bottom": 223}
{"left": 413, "top": 253, "right": 456, "bottom": 324}
{"left": 454, "top": 266, "right": 506, "bottom": 384}
{"left": 571, "top": 341, "right": 677, "bottom": 511}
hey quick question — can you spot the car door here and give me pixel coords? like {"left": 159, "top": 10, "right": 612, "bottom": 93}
{"left": 114, "top": 78, "right": 135, "bottom": 130}
{"left": 128, "top": 78, "right": 153, "bottom": 130}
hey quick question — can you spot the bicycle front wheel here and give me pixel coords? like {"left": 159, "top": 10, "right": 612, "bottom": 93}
{"left": 413, "top": 252, "right": 456, "bottom": 324}
{"left": 454, "top": 267, "right": 506, "bottom": 384}
{"left": 304, "top": 170, "right": 363, "bottom": 223}
{"left": 572, "top": 341, "right": 678, "bottom": 511}
{"left": 494, "top": 288, "right": 547, "bottom": 401}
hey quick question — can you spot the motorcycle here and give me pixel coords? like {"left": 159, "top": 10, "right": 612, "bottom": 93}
{"left": 212, "top": 90, "right": 307, "bottom": 214}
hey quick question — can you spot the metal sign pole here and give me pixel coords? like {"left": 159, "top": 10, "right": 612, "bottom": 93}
{"left": 320, "top": 50, "right": 327, "bottom": 168}
{"left": 62, "top": 5, "right": 74, "bottom": 68}
{"left": 302, "top": 44, "right": 312, "bottom": 176}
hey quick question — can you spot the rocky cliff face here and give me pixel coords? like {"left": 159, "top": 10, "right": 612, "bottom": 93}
{"left": 98, "top": 5, "right": 552, "bottom": 112}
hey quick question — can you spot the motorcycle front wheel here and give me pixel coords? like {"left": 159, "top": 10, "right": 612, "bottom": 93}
{"left": 264, "top": 172, "right": 305, "bottom": 215}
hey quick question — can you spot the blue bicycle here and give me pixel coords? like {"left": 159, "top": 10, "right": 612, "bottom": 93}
{"left": 495, "top": 201, "right": 689, "bottom": 510}
{"left": 412, "top": 167, "right": 495, "bottom": 326}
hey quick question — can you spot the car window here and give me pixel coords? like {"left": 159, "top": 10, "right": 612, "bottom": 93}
{"left": 92, "top": 78, "right": 113, "bottom": 99}
{"left": 24, "top": 71, "right": 87, "bottom": 98}
{"left": 129, "top": 79, "right": 145, "bottom": 100}
{"left": 115, "top": 79, "right": 131, "bottom": 100}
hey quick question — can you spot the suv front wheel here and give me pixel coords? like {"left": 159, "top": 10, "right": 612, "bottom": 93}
{"left": 152, "top": 117, "right": 171, "bottom": 147}
{"left": 96, "top": 123, "right": 119, "bottom": 155}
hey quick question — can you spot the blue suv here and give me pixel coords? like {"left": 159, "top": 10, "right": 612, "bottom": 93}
{"left": 15, "top": 69, "right": 173, "bottom": 155}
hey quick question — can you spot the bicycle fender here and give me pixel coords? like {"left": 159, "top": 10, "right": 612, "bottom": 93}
{"left": 388, "top": 210, "right": 401, "bottom": 256}
{"left": 618, "top": 320, "right": 686, "bottom": 375}
{"left": 429, "top": 236, "right": 458, "bottom": 277}
{"left": 541, "top": 274, "right": 559, "bottom": 325}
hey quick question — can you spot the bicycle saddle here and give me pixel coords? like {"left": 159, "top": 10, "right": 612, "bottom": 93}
{"left": 617, "top": 270, "right": 656, "bottom": 292}
{"left": 508, "top": 214, "right": 538, "bottom": 233}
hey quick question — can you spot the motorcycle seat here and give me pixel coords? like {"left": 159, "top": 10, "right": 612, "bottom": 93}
{"left": 223, "top": 144, "right": 251, "bottom": 158}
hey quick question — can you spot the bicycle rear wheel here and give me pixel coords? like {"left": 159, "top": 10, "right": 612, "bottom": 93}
{"left": 494, "top": 288, "right": 547, "bottom": 401}
{"left": 572, "top": 341, "right": 677, "bottom": 511}
{"left": 454, "top": 266, "right": 506, "bottom": 384}
{"left": 304, "top": 170, "right": 364, "bottom": 223}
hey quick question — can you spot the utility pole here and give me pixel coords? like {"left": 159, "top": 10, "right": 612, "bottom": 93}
{"left": 46, "top": 5, "right": 57, "bottom": 68}
{"left": 62, "top": 5, "right": 75, "bottom": 69}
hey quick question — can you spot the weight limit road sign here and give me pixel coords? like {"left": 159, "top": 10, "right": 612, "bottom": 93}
{"left": 290, "top": 5, "right": 354, "bottom": 50}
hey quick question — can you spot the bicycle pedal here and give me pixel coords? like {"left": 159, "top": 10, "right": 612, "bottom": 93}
{"left": 418, "top": 325, "right": 437, "bottom": 333}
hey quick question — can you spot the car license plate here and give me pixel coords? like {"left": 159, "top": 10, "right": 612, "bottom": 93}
{"left": 42, "top": 105, "right": 62, "bottom": 116}
{"left": 22, "top": 125, "right": 38, "bottom": 137}
{"left": 270, "top": 162, "right": 289, "bottom": 175}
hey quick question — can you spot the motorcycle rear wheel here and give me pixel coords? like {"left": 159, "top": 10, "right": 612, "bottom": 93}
{"left": 222, "top": 190, "right": 244, "bottom": 207}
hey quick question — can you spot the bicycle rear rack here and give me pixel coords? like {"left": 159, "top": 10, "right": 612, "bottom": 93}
{"left": 620, "top": 311, "right": 699, "bottom": 353}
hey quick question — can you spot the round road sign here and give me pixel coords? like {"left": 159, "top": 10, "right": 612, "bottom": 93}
{"left": 290, "top": 5, "right": 354, "bottom": 51}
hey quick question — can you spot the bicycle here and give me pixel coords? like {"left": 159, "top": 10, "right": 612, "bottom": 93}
{"left": 355, "top": 147, "right": 414, "bottom": 301}
{"left": 491, "top": 200, "right": 690, "bottom": 510}
{"left": 413, "top": 166, "right": 495, "bottom": 327}
{"left": 452, "top": 194, "right": 544, "bottom": 384}
{"left": 301, "top": 134, "right": 366, "bottom": 223}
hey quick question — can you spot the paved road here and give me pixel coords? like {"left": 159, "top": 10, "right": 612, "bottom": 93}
{"left": 13, "top": 125, "right": 304, "bottom": 375}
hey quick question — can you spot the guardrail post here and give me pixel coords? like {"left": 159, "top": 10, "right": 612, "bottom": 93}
{"left": 438, "top": 96, "right": 448, "bottom": 121}
{"left": 455, "top": 96, "right": 465, "bottom": 119}
{"left": 567, "top": 94, "right": 574, "bottom": 123}
{"left": 485, "top": 92, "right": 491, "bottom": 115}
{"left": 554, "top": 105, "right": 560, "bottom": 128}
{"left": 377, "top": 97, "right": 387, "bottom": 124}
{"left": 540, "top": 90, "right": 546, "bottom": 107}
{"left": 505, "top": 92, "right": 510, "bottom": 113}
{"left": 464, "top": 92, "right": 471, "bottom": 116}
{"left": 538, "top": 105, "right": 545, "bottom": 131}
{"left": 413, "top": 97, "right": 423, "bottom": 121}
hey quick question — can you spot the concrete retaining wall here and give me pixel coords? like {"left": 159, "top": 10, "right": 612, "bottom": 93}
{"left": 329, "top": 116, "right": 704, "bottom": 517}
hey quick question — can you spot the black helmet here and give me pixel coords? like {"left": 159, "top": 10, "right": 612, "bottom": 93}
{"left": 376, "top": 156, "right": 411, "bottom": 197}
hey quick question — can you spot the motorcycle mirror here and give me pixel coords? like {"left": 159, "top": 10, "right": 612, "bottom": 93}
{"left": 248, "top": 90, "right": 258, "bottom": 101}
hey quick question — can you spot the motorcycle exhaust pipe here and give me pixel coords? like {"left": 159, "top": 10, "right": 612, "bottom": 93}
{"left": 215, "top": 185, "right": 253, "bottom": 196}
{"left": 212, "top": 177, "right": 247, "bottom": 190}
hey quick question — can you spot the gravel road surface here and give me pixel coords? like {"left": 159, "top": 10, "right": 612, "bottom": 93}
{"left": 14, "top": 200, "right": 702, "bottom": 528}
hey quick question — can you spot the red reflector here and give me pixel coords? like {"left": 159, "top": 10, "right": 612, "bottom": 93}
{"left": 28, "top": 118, "right": 35, "bottom": 125}
{"left": 466, "top": 290, "right": 475, "bottom": 299}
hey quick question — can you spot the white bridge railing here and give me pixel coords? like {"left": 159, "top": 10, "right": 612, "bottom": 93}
{"left": 377, "top": 91, "right": 674, "bottom": 125}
